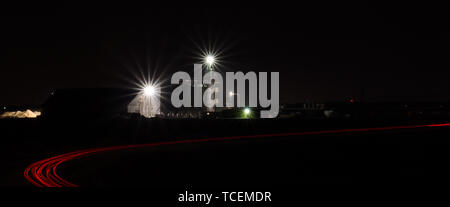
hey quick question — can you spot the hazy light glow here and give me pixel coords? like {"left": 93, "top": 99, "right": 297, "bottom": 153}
{"left": 244, "top": 108, "right": 251, "bottom": 115}
{"left": 205, "top": 55, "right": 215, "bottom": 66}
{"left": 143, "top": 85, "right": 156, "bottom": 97}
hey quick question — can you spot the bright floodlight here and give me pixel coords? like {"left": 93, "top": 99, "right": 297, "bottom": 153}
{"left": 205, "top": 55, "right": 215, "bottom": 66}
{"left": 143, "top": 85, "right": 156, "bottom": 97}
{"left": 244, "top": 108, "right": 251, "bottom": 115}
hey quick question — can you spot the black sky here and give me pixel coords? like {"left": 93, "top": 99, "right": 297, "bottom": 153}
{"left": 1, "top": 4, "right": 450, "bottom": 106}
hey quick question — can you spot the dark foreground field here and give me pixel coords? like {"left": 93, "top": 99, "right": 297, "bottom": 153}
{"left": 62, "top": 128, "right": 428, "bottom": 186}
{"left": 1, "top": 117, "right": 449, "bottom": 203}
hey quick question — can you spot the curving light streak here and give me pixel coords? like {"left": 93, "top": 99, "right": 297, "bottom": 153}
{"left": 24, "top": 123, "right": 450, "bottom": 187}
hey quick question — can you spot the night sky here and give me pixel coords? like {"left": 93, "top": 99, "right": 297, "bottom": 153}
{"left": 1, "top": 4, "right": 450, "bottom": 106}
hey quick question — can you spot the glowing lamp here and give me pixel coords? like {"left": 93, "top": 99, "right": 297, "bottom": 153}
{"left": 205, "top": 55, "right": 215, "bottom": 66}
{"left": 244, "top": 108, "right": 251, "bottom": 115}
{"left": 143, "top": 85, "right": 156, "bottom": 97}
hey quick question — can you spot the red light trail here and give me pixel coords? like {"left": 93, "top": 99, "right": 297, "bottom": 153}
{"left": 24, "top": 123, "right": 450, "bottom": 187}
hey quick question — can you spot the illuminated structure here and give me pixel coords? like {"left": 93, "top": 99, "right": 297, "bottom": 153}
{"left": 128, "top": 85, "right": 161, "bottom": 118}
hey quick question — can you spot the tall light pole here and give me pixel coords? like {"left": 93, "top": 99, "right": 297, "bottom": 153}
{"left": 204, "top": 55, "right": 216, "bottom": 112}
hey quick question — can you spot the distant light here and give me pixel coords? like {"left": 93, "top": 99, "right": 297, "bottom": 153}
{"left": 229, "top": 91, "right": 234, "bottom": 96}
{"left": 143, "top": 85, "right": 156, "bottom": 97}
{"left": 0, "top": 109, "right": 40, "bottom": 119}
{"left": 2, "top": 107, "right": 5, "bottom": 110}
{"left": 244, "top": 108, "right": 251, "bottom": 115}
{"left": 205, "top": 55, "right": 215, "bottom": 66}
